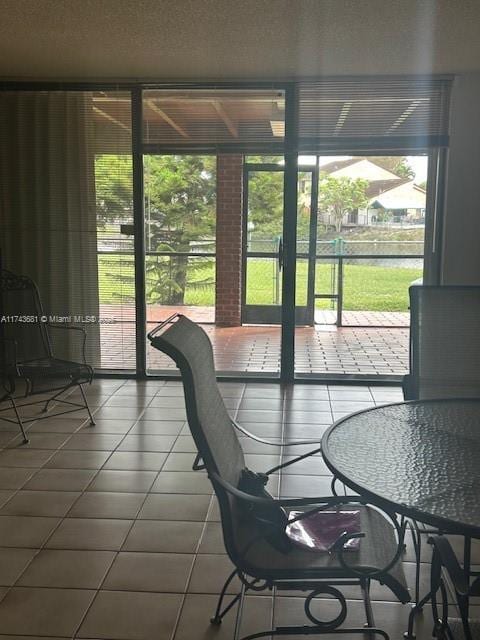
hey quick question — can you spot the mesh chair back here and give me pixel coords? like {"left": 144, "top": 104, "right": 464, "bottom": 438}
{"left": 409, "top": 285, "right": 480, "bottom": 399}
{"left": 0, "top": 270, "right": 52, "bottom": 364}
{"left": 149, "top": 315, "right": 245, "bottom": 489}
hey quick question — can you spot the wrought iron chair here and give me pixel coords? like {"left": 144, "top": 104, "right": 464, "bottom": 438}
{"left": 0, "top": 269, "right": 95, "bottom": 443}
{"left": 429, "top": 536, "right": 480, "bottom": 640}
{"left": 403, "top": 285, "right": 480, "bottom": 634}
{"left": 149, "top": 314, "right": 410, "bottom": 640}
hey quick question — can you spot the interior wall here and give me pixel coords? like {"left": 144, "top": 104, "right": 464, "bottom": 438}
{"left": 442, "top": 73, "right": 480, "bottom": 284}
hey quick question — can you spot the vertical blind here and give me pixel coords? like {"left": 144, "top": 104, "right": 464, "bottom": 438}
{"left": 0, "top": 89, "right": 135, "bottom": 371}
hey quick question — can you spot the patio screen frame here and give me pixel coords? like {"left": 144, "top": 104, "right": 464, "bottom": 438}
{"left": 0, "top": 78, "right": 451, "bottom": 383}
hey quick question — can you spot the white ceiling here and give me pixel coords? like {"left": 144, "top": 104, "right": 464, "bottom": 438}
{"left": 1, "top": 0, "right": 480, "bottom": 81}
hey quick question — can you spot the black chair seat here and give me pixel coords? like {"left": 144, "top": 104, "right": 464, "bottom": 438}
{"left": 17, "top": 358, "right": 92, "bottom": 393}
{"left": 236, "top": 505, "right": 409, "bottom": 603}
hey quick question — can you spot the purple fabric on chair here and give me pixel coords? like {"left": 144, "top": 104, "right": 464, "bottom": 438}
{"left": 286, "top": 510, "right": 361, "bottom": 552}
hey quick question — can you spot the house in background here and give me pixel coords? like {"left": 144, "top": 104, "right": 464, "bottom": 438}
{"left": 317, "top": 157, "right": 426, "bottom": 227}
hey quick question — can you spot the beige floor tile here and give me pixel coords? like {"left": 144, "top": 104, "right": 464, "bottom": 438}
{"left": 130, "top": 420, "right": 185, "bottom": 435}
{"left": 0, "top": 587, "right": 95, "bottom": 636}
{"left": 8, "top": 433, "right": 72, "bottom": 450}
{"left": 197, "top": 522, "right": 226, "bottom": 554}
{"left": 93, "top": 407, "right": 144, "bottom": 420}
{"left": 0, "top": 516, "right": 60, "bottom": 548}
{"left": 117, "top": 434, "right": 177, "bottom": 452}
{"left": 188, "top": 554, "right": 240, "bottom": 594}
{"left": 150, "top": 471, "right": 212, "bottom": 494}
{"left": 0, "top": 548, "right": 37, "bottom": 586}
{"left": 0, "top": 490, "right": 80, "bottom": 517}
{"left": 17, "top": 549, "right": 115, "bottom": 589}
{"left": 78, "top": 419, "right": 137, "bottom": 433}
{"left": 46, "top": 518, "right": 133, "bottom": 550}
{"left": 0, "top": 449, "right": 54, "bottom": 468}
{"left": 0, "top": 468, "right": 35, "bottom": 490}
{"left": 138, "top": 493, "right": 210, "bottom": 521}
{"left": 122, "top": 520, "right": 203, "bottom": 553}
{"left": 103, "top": 451, "right": 168, "bottom": 471}
{"left": 68, "top": 492, "right": 146, "bottom": 519}
{"left": 23, "top": 468, "right": 97, "bottom": 491}
{"left": 77, "top": 590, "right": 182, "bottom": 640}
{"left": 61, "top": 433, "right": 124, "bottom": 451}
{"left": 174, "top": 594, "right": 273, "bottom": 640}
{"left": 170, "top": 435, "right": 196, "bottom": 452}
{"left": 162, "top": 452, "right": 204, "bottom": 472}
{"left": 87, "top": 470, "right": 157, "bottom": 493}
{"left": 45, "top": 449, "right": 111, "bottom": 469}
{"left": 103, "top": 551, "right": 194, "bottom": 592}
{"left": 28, "top": 417, "right": 86, "bottom": 433}
{"left": 0, "top": 492, "right": 14, "bottom": 508}
{"left": 141, "top": 408, "right": 187, "bottom": 421}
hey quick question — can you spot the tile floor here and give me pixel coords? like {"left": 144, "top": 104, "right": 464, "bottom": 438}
{"left": 0, "top": 379, "right": 473, "bottom": 639}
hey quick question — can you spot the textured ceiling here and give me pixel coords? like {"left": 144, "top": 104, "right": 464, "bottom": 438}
{"left": 1, "top": 0, "right": 480, "bottom": 81}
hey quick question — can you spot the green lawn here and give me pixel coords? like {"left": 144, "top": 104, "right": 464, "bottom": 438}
{"left": 98, "top": 255, "right": 421, "bottom": 312}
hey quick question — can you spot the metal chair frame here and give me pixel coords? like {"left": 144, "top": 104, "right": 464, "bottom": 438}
{"left": 402, "top": 285, "right": 480, "bottom": 638}
{"left": 149, "top": 314, "right": 410, "bottom": 640}
{"left": 0, "top": 270, "right": 95, "bottom": 443}
{"left": 429, "top": 536, "right": 480, "bottom": 640}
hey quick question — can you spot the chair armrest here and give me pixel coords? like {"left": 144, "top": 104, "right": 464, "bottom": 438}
{"left": 209, "top": 470, "right": 357, "bottom": 509}
{"left": 429, "top": 536, "right": 470, "bottom": 597}
{"left": 265, "top": 446, "right": 323, "bottom": 475}
{"left": 47, "top": 324, "right": 87, "bottom": 364}
{"left": 232, "top": 418, "right": 319, "bottom": 447}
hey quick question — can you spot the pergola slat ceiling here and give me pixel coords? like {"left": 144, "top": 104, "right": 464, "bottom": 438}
{"left": 91, "top": 79, "right": 451, "bottom": 151}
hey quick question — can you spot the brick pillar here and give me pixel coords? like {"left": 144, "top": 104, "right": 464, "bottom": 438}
{"left": 215, "top": 155, "right": 243, "bottom": 326}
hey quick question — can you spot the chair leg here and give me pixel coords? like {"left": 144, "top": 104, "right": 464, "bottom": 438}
{"left": 210, "top": 568, "right": 239, "bottom": 624}
{"left": 411, "top": 523, "right": 422, "bottom": 606}
{"left": 78, "top": 384, "right": 96, "bottom": 426}
{"left": 42, "top": 388, "right": 67, "bottom": 413}
{"left": 9, "top": 396, "right": 28, "bottom": 444}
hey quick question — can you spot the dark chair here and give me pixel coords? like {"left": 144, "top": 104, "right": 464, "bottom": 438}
{"left": 403, "top": 285, "right": 480, "bottom": 633}
{"left": 429, "top": 536, "right": 480, "bottom": 640}
{"left": 0, "top": 269, "right": 95, "bottom": 443}
{"left": 149, "top": 314, "right": 410, "bottom": 640}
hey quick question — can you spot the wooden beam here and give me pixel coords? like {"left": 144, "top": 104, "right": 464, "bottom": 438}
{"left": 212, "top": 101, "right": 238, "bottom": 138}
{"left": 93, "top": 106, "right": 130, "bottom": 131}
{"left": 147, "top": 100, "right": 189, "bottom": 138}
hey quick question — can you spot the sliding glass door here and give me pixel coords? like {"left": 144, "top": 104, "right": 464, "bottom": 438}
{"left": 1, "top": 79, "right": 449, "bottom": 380}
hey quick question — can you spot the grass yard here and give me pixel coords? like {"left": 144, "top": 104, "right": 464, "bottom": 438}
{"left": 98, "top": 255, "right": 421, "bottom": 312}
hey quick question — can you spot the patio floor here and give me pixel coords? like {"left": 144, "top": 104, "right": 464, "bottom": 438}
{"left": 99, "top": 306, "right": 409, "bottom": 376}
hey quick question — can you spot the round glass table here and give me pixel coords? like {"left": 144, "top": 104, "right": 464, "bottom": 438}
{"left": 321, "top": 398, "right": 480, "bottom": 537}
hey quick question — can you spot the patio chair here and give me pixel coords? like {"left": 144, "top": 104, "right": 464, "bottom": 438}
{"left": 0, "top": 269, "right": 95, "bottom": 443}
{"left": 403, "top": 285, "right": 480, "bottom": 401}
{"left": 403, "top": 285, "right": 480, "bottom": 630}
{"left": 148, "top": 314, "right": 410, "bottom": 640}
{"left": 429, "top": 536, "right": 480, "bottom": 640}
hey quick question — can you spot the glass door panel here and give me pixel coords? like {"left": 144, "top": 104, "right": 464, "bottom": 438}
{"left": 295, "top": 154, "right": 429, "bottom": 378}
{"left": 243, "top": 167, "right": 316, "bottom": 325}
{"left": 144, "top": 154, "right": 216, "bottom": 373}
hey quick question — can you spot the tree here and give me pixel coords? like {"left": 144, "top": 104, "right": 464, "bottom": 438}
{"left": 318, "top": 174, "right": 369, "bottom": 232}
{"left": 95, "top": 154, "right": 216, "bottom": 305}
{"left": 95, "top": 154, "right": 133, "bottom": 226}
{"left": 144, "top": 155, "right": 216, "bottom": 304}
{"left": 370, "top": 156, "right": 415, "bottom": 179}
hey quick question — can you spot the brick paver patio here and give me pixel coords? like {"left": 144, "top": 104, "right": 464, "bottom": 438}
{"left": 99, "top": 305, "right": 409, "bottom": 376}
